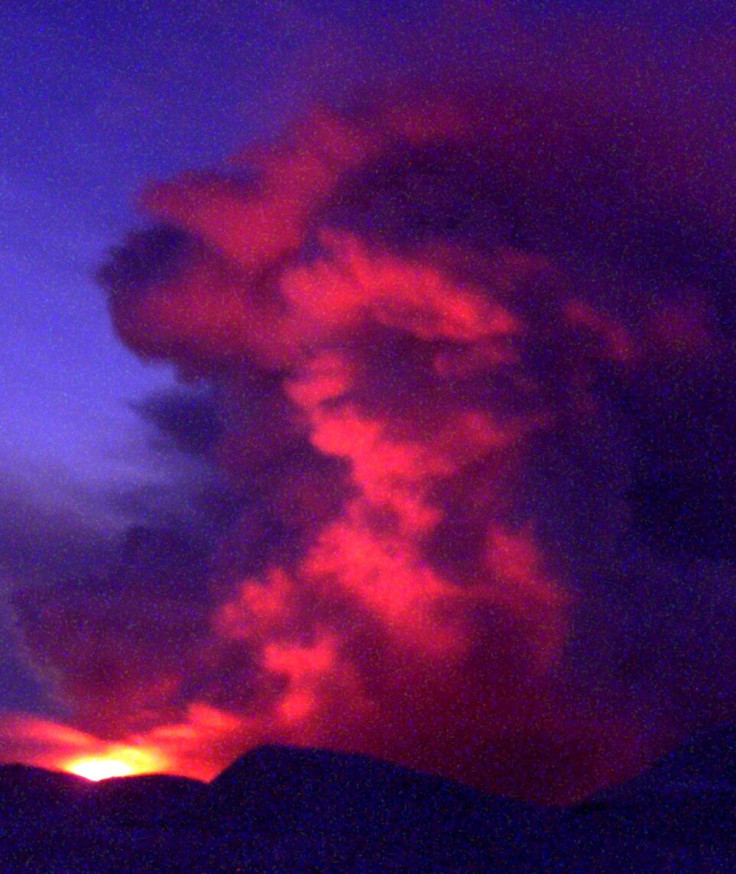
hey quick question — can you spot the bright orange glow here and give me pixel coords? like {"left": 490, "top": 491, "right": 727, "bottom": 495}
{"left": 64, "top": 746, "right": 165, "bottom": 781}
{"left": 66, "top": 758, "right": 135, "bottom": 781}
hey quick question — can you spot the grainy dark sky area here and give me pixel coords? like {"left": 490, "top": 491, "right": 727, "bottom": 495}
{"left": 1, "top": 0, "right": 735, "bottom": 801}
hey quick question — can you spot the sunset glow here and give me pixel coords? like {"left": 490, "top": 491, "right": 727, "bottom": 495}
{"left": 67, "top": 758, "right": 135, "bottom": 781}
{"left": 64, "top": 747, "right": 165, "bottom": 781}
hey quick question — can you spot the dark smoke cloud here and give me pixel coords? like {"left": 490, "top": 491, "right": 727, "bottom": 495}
{"left": 0, "top": 469, "right": 117, "bottom": 590}
{"left": 5, "top": 3, "right": 736, "bottom": 802}
{"left": 3, "top": 477, "right": 217, "bottom": 736}
{"left": 1, "top": 399, "right": 239, "bottom": 756}
{"left": 131, "top": 387, "right": 222, "bottom": 458}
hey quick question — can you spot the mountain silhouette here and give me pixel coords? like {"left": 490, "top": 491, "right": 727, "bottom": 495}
{"left": 559, "top": 724, "right": 736, "bottom": 871}
{"left": 0, "top": 763, "right": 93, "bottom": 823}
{"left": 2, "top": 726, "right": 736, "bottom": 871}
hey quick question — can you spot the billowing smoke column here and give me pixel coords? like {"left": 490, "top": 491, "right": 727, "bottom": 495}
{"left": 10, "top": 60, "right": 736, "bottom": 802}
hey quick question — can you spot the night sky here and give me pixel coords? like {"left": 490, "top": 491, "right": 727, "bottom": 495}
{"left": 2, "top": 0, "right": 735, "bottom": 803}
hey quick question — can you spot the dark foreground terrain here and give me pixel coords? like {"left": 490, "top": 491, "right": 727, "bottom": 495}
{"left": 2, "top": 726, "right": 736, "bottom": 872}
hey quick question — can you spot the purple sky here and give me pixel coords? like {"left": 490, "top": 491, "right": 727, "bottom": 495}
{"left": 3, "top": 1, "right": 304, "bottom": 475}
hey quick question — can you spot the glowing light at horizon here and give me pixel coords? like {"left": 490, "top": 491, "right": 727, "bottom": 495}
{"left": 64, "top": 747, "right": 165, "bottom": 781}
{"left": 66, "top": 757, "right": 134, "bottom": 781}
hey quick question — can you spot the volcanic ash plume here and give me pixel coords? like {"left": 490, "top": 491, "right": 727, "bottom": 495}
{"left": 16, "top": 66, "right": 736, "bottom": 801}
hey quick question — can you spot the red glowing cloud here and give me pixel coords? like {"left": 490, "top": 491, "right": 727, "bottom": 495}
{"left": 6, "top": 29, "right": 736, "bottom": 802}
{"left": 97, "top": 97, "right": 658, "bottom": 801}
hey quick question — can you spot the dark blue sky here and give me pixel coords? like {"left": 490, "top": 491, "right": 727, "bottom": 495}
{"left": 2, "top": 1, "right": 305, "bottom": 480}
